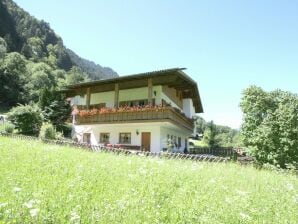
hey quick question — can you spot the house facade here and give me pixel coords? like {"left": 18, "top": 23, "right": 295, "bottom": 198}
{"left": 63, "top": 68, "right": 203, "bottom": 153}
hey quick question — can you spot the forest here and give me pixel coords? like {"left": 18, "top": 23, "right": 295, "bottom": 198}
{"left": 0, "top": 0, "right": 117, "bottom": 108}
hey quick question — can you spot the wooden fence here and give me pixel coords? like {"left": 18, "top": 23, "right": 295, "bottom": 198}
{"left": 0, "top": 133, "right": 229, "bottom": 163}
{"left": 189, "top": 147, "right": 237, "bottom": 157}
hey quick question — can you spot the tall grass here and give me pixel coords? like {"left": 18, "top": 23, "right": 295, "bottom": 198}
{"left": 0, "top": 136, "right": 297, "bottom": 223}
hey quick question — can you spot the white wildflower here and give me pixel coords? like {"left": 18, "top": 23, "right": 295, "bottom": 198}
{"left": 236, "top": 190, "right": 249, "bottom": 196}
{"left": 13, "top": 187, "right": 22, "bottom": 193}
{"left": 139, "top": 168, "right": 147, "bottom": 174}
{"left": 209, "top": 178, "right": 216, "bottom": 184}
{"left": 5, "top": 209, "right": 12, "bottom": 214}
{"left": 128, "top": 173, "right": 134, "bottom": 179}
{"left": 128, "top": 160, "right": 132, "bottom": 165}
{"left": 225, "top": 197, "right": 232, "bottom": 204}
{"left": 0, "top": 202, "right": 8, "bottom": 208}
{"left": 92, "top": 210, "right": 101, "bottom": 222}
{"left": 24, "top": 200, "right": 34, "bottom": 209}
{"left": 294, "top": 194, "right": 298, "bottom": 204}
{"left": 29, "top": 208, "right": 39, "bottom": 217}
{"left": 240, "top": 212, "right": 251, "bottom": 220}
{"left": 24, "top": 199, "right": 40, "bottom": 209}
{"left": 70, "top": 211, "right": 80, "bottom": 223}
{"left": 285, "top": 183, "right": 294, "bottom": 191}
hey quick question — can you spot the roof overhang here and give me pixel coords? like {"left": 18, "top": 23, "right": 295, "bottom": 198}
{"left": 62, "top": 68, "right": 203, "bottom": 113}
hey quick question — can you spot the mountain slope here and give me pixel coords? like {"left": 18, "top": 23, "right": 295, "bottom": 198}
{"left": 0, "top": 0, "right": 118, "bottom": 79}
{"left": 67, "top": 49, "right": 117, "bottom": 80}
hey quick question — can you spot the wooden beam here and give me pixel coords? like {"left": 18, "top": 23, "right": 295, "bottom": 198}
{"left": 182, "top": 91, "right": 194, "bottom": 98}
{"left": 114, "top": 83, "right": 119, "bottom": 108}
{"left": 90, "top": 83, "right": 115, "bottom": 93}
{"left": 148, "top": 78, "right": 153, "bottom": 105}
{"left": 86, "top": 87, "right": 91, "bottom": 109}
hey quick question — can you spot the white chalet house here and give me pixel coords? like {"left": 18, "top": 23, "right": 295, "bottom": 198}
{"left": 64, "top": 68, "right": 203, "bottom": 153}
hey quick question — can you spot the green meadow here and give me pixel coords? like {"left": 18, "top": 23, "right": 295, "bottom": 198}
{"left": 0, "top": 136, "right": 297, "bottom": 223}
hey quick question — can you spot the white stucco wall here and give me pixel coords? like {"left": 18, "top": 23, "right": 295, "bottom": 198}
{"left": 119, "top": 86, "right": 162, "bottom": 104}
{"left": 183, "top": 98, "right": 196, "bottom": 119}
{"left": 72, "top": 122, "right": 192, "bottom": 153}
{"left": 71, "top": 86, "right": 163, "bottom": 107}
{"left": 71, "top": 95, "right": 86, "bottom": 105}
{"left": 90, "top": 91, "right": 114, "bottom": 107}
{"left": 160, "top": 125, "right": 191, "bottom": 153}
{"left": 160, "top": 92, "right": 181, "bottom": 110}
{"left": 73, "top": 123, "right": 161, "bottom": 153}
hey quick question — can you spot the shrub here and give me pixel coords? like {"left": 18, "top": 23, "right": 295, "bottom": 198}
{"left": 7, "top": 104, "right": 43, "bottom": 136}
{"left": 240, "top": 86, "right": 298, "bottom": 169}
{"left": 39, "top": 123, "right": 61, "bottom": 140}
{"left": 4, "top": 123, "right": 15, "bottom": 134}
{"left": 56, "top": 123, "right": 72, "bottom": 138}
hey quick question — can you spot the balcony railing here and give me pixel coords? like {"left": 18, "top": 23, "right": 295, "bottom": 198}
{"left": 74, "top": 106, "right": 194, "bottom": 131}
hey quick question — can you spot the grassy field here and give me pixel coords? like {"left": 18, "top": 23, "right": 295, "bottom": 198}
{"left": 0, "top": 136, "right": 297, "bottom": 223}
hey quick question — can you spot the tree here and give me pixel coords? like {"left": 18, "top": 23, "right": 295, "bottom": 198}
{"left": 0, "top": 37, "right": 7, "bottom": 59}
{"left": 38, "top": 88, "right": 71, "bottom": 135}
{"left": 21, "top": 37, "right": 45, "bottom": 61}
{"left": 195, "top": 116, "right": 207, "bottom": 135}
{"left": 25, "top": 62, "right": 56, "bottom": 101}
{"left": 202, "top": 121, "right": 219, "bottom": 149}
{"left": 240, "top": 86, "right": 298, "bottom": 168}
{"left": 66, "top": 66, "right": 89, "bottom": 85}
{"left": 7, "top": 103, "right": 43, "bottom": 136}
{"left": 0, "top": 52, "right": 29, "bottom": 106}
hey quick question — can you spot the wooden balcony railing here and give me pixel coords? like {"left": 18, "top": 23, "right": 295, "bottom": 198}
{"left": 74, "top": 106, "right": 194, "bottom": 131}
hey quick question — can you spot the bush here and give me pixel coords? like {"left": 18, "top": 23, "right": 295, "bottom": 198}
{"left": 4, "top": 123, "right": 15, "bottom": 134}
{"left": 240, "top": 86, "right": 298, "bottom": 169}
{"left": 39, "top": 123, "right": 56, "bottom": 139}
{"left": 7, "top": 104, "right": 43, "bottom": 136}
{"left": 39, "top": 123, "right": 61, "bottom": 140}
{"left": 56, "top": 123, "right": 72, "bottom": 138}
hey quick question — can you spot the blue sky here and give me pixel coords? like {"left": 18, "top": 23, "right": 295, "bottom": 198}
{"left": 15, "top": 0, "right": 298, "bottom": 128}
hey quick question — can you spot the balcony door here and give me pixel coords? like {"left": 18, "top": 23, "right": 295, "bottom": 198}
{"left": 141, "top": 132, "right": 151, "bottom": 151}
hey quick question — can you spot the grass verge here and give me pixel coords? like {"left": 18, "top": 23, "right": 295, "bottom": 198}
{"left": 0, "top": 136, "right": 297, "bottom": 223}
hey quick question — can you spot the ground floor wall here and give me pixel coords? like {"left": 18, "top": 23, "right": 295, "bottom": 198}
{"left": 160, "top": 125, "right": 190, "bottom": 153}
{"left": 72, "top": 122, "right": 192, "bottom": 153}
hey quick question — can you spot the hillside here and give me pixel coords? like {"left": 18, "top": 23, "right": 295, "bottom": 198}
{"left": 0, "top": 136, "right": 297, "bottom": 223}
{"left": 67, "top": 49, "right": 117, "bottom": 80}
{"left": 0, "top": 0, "right": 117, "bottom": 79}
{"left": 0, "top": 0, "right": 118, "bottom": 107}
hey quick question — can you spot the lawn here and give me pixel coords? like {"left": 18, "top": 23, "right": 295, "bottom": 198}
{"left": 0, "top": 136, "right": 297, "bottom": 223}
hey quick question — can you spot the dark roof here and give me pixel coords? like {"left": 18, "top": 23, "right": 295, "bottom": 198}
{"left": 63, "top": 68, "right": 203, "bottom": 113}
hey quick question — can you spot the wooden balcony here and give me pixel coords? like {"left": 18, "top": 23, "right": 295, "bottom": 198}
{"left": 75, "top": 106, "right": 194, "bottom": 131}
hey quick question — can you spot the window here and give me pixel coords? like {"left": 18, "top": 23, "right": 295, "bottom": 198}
{"left": 83, "top": 133, "right": 91, "bottom": 144}
{"left": 119, "top": 133, "right": 131, "bottom": 144}
{"left": 100, "top": 133, "right": 110, "bottom": 143}
{"left": 119, "top": 99, "right": 155, "bottom": 107}
{"left": 178, "top": 137, "right": 181, "bottom": 148}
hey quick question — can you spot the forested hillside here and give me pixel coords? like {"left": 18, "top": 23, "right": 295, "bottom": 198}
{"left": 0, "top": 0, "right": 117, "bottom": 107}
{"left": 194, "top": 116, "right": 242, "bottom": 148}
